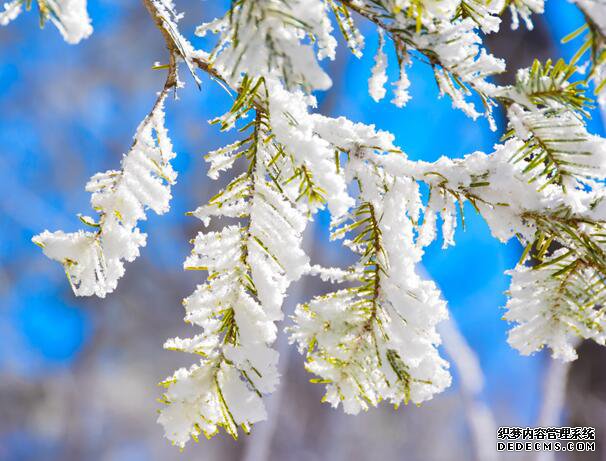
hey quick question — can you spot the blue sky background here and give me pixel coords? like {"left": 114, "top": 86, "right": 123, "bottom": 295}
{"left": 0, "top": 0, "right": 603, "bottom": 457}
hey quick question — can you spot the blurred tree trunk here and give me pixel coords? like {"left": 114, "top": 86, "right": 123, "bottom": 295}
{"left": 565, "top": 342, "right": 606, "bottom": 461}
{"left": 484, "top": 12, "right": 555, "bottom": 86}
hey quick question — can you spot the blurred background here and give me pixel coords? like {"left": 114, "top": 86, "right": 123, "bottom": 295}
{"left": 1, "top": 1, "right": 605, "bottom": 459}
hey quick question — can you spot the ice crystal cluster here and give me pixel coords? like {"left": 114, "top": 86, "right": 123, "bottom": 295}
{"left": 7, "top": 0, "right": 606, "bottom": 448}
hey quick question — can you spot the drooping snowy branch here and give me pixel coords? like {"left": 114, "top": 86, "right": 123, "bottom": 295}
{"left": 266, "top": 82, "right": 353, "bottom": 217}
{"left": 505, "top": 250, "right": 606, "bottom": 361}
{"left": 290, "top": 120, "right": 451, "bottom": 413}
{"left": 31, "top": 0, "right": 191, "bottom": 297}
{"left": 158, "top": 80, "right": 317, "bottom": 446}
{"left": 33, "top": 91, "right": 177, "bottom": 297}
{"left": 429, "top": 154, "right": 606, "bottom": 362}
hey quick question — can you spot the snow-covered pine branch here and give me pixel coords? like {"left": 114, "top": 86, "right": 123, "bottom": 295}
{"left": 374, "top": 145, "right": 606, "bottom": 363}
{"left": 499, "top": 59, "right": 603, "bottom": 190}
{"left": 561, "top": 0, "right": 606, "bottom": 107}
{"left": 337, "top": 0, "right": 505, "bottom": 127}
{"left": 14, "top": 0, "right": 606, "bottom": 449}
{"left": 290, "top": 124, "right": 451, "bottom": 414}
{"left": 30, "top": 0, "right": 190, "bottom": 297}
{"left": 32, "top": 90, "right": 177, "bottom": 297}
{"left": 158, "top": 82, "right": 311, "bottom": 446}
{"left": 195, "top": 0, "right": 336, "bottom": 91}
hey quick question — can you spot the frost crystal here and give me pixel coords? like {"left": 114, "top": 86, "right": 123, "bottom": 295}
{"left": 368, "top": 30, "right": 388, "bottom": 102}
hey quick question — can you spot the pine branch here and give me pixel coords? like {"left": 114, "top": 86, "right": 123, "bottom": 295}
{"left": 505, "top": 249, "right": 606, "bottom": 361}
{"left": 504, "top": 105, "right": 599, "bottom": 189}
{"left": 369, "top": 145, "right": 606, "bottom": 360}
{"left": 158, "top": 73, "right": 330, "bottom": 445}
{"left": 32, "top": 11, "right": 180, "bottom": 296}
{"left": 337, "top": 0, "right": 505, "bottom": 124}
{"left": 562, "top": 3, "right": 606, "bottom": 98}
{"left": 29, "top": 0, "right": 264, "bottom": 300}
{"left": 508, "top": 59, "right": 592, "bottom": 114}
{"left": 491, "top": 57, "right": 605, "bottom": 189}
{"left": 291, "top": 148, "right": 450, "bottom": 414}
